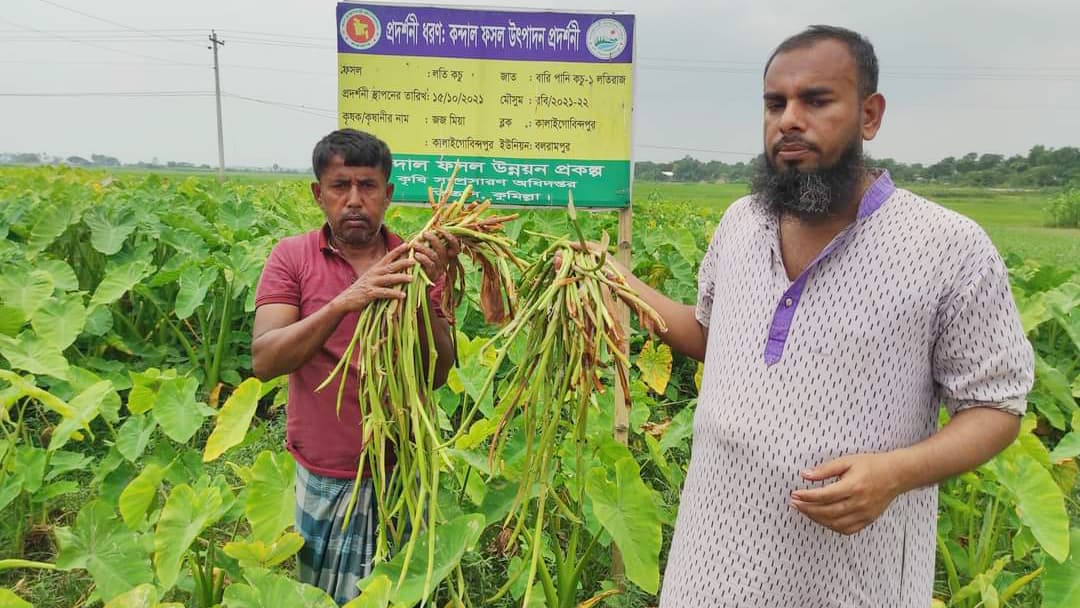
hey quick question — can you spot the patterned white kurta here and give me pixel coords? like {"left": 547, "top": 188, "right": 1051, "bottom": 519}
{"left": 659, "top": 175, "right": 1034, "bottom": 607}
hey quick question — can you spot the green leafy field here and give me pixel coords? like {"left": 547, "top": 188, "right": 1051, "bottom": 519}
{"left": 0, "top": 167, "right": 1077, "bottom": 608}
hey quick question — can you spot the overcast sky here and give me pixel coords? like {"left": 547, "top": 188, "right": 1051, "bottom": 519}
{"left": 2, "top": 0, "right": 1078, "bottom": 169}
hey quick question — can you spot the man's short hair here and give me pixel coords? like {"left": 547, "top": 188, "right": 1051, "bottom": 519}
{"left": 312, "top": 129, "right": 393, "bottom": 181}
{"left": 764, "top": 25, "right": 879, "bottom": 99}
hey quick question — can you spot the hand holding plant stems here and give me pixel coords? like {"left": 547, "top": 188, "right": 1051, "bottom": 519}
{"left": 455, "top": 193, "right": 667, "bottom": 608}
{"left": 316, "top": 164, "right": 524, "bottom": 601}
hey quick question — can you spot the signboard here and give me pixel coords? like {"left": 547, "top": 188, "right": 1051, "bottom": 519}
{"left": 336, "top": 3, "right": 635, "bottom": 207}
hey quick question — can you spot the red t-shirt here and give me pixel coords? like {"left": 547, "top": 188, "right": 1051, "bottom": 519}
{"left": 254, "top": 224, "right": 445, "bottom": 478}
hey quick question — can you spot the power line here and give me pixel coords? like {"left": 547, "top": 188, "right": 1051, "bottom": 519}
{"left": 0, "top": 15, "right": 203, "bottom": 67}
{"left": 33, "top": 0, "right": 204, "bottom": 48}
{"left": 224, "top": 92, "right": 336, "bottom": 118}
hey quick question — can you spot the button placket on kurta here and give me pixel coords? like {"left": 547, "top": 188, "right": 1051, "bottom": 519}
{"left": 762, "top": 172, "right": 897, "bottom": 366}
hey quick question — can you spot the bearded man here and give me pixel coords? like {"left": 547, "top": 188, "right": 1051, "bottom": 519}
{"left": 611, "top": 26, "right": 1034, "bottom": 606}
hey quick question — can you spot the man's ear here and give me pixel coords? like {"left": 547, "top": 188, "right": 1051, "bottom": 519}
{"left": 310, "top": 181, "right": 321, "bottom": 204}
{"left": 385, "top": 182, "right": 395, "bottom": 203}
{"left": 862, "top": 92, "right": 886, "bottom": 141}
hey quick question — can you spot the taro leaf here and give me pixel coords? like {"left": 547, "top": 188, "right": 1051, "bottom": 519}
{"left": 12, "top": 445, "right": 47, "bottom": 495}
{"left": 203, "top": 377, "right": 261, "bottom": 462}
{"left": 119, "top": 463, "right": 168, "bottom": 529}
{"left": 83, "top": 203, "right": 139, "bottom": 255}
{"left": 27, "top": 203, "right": 78, "bottom": 255}
{"left": 49, "top": 380, "right": 112, "bottom": 452}
{"left": 218, "top": 195, "right": 257, "bottom": 234}
{"left": 153, "top": 483, "right": 223, "bottom": 591}
{"left": 32, "top": 294, "right": 87, "bottom": 351}
{"left": 34, "top": 257, "right": 79, "bottom": 292}
{"left": 669, "top": 229, "right": 701, "bottom": 267}
{"left": 694, "top": 361, "right": 703, "bottom": 391}
{"left": 221, "top": 567, "right": 337, "bottom": 608}
{"left": 0, "top": 306, "right": 26, "bottom": 337}
{"left": 90, "top": 258, "right": 154, "bottom": 307}
{"left": 446, "top": 331, "right": 496, "bottom": 401}
{"left": 0, "top": 369, "right": 77, "bottom": 421}
{"left": 1042, "top": 528, "right": 1080, "bottom": 608}
{"left": 0, "top": 588, "right": 32, "bottom": 607}
{"left": 0, "top": 331, "right": 69, "bottom": 380}
{"left": 116, "top": 414, "right": 157, "bottom": 462}
{"left": 46, "top": 450, "right": 94, "bottom": 481}
{"left": 988, "top": 444, "right": 1069, "bottom": 562}
{"left": 0, "top": 269, "right": 53, "bottom": 319}
{"left": 83, "top": 305, "right": 114, "bottom": 337}
{"left": 103, "top": 583, "right": 184, "bottom": 608}
{"left": 222, "top": 531, "right": 304, "bottom": 568}
{"left": 1050, "top": 431, "right": 1080, "bottom": 463}
{"left": 1035, "top": 355, "right": 1079, "bottom": 428}
{"left": 342, "top": 575, "right": 391, "bottom": 608}
{"left": 245, "top": 450, "right": 296, "bottom": 543}
{"left": 356, "top": 513, "right": 486, "bottom": 607}
{"left": 635, "top": 340, "right": 672, "bottom": 395}
{"left": 127, "top": 368, "right": 175, "bottom": 415}
{"left": 658, "top": 406, "right": 695, "bottom": 453}
{"left": 585, "top": 456, "right": 663, "bottom": 594}
{"left": 151, "top": 376, "right": 206, "bottom": 444}
{"left": 54, "top": 500, "right": 154, "bottom": 602}
{"left": 1015, "top": 292, "right": 1050, "bottom": 335}
{"left": 174, "top": 266, "right": 219, "bottom": 320}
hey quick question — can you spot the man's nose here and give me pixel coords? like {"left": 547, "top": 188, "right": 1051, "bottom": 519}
{"left": 778, "top": 101, "right": 806, "bottom": 133}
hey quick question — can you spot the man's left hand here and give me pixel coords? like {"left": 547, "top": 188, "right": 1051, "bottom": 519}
{"left": 790, "top": 452, "right": 908, "bottom": 535}
{"left": 413, "top": 229, "right": 461, "bottom": 283}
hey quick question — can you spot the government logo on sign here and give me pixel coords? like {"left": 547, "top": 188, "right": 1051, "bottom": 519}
{"left": 340, "top": 8, "right": 381, "bottom": 50}
{"left": 585, "top": 18, "right": 627, "bottom": 60}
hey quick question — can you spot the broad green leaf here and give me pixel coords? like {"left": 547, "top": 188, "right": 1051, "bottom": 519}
{"left": 83, "top": 305, "right": 113, "bottom": 337}
{"left": 658, "top": 406, "right": 695, "bottom": 453}
{"left": 585, "top": 456, "right": 662, "bottom": 594}
{"left": 153, "top": 484, "right": 223, "bottom": 591}
{"left": 635, "top": 340, "right": 672, "bottom": 395}
{"left": 127, "top": 368, "right": 174, "bottom": 415}
{"left": 83, "top": 203, "right": 139, "bottom": 255}
{"left": 218, "top": 196, "right": 257, "bottom": 234}
{"left": 103, "top": 584, "right": 183, "bottom": 608}
{"left": 0, "top": 588, "right": 32, "bottom": 608}
{"left": 357, "top": 513, "right": 486, "bottom": 606}
{"left": 0, "top": 369, "right": 77, "bottom": 421}
{"left": 1050, "top": 432, "right": 1080, "bottom": 463}
{"left": 32, "top": 294, "right": 87, "bottom": 351}
{"left": 90, "top": 258, "right": 153, "bottom": 307}
{"left": 245, "top": 451, "right": 296, "bottom": 543}
{"left": 46, "top": 450, "right": 94, "bottom": 481}
{"left": 116, "top": 415, "right": 157, "bottom": 462}
{"left": 0, "top": 331, "right": 69, "bottom": 380}
{"left": 13, "top": 445, "right": 47, "bottom": 495}
{"left": 35, "top": 258, "right": 79, "bottom": 292}
{"left": 989, "top": 444, "right": 1070, "bottom": 562}
{"left": 342, "top": 575, "right": 391, "bottom": 608}
{"left": 151, "top": 376, "right": 205, "bottom": 444}
{"left": 1015, "top": 291, "right": 1050, "bottom": 334}
{"left": 49, "top": 380, "right": 111, "bottom": 451}
{"left": 54, "top": 500, "right": 154, "bottom": 602}
{"left": 174, "top": 266, "right": 218, "bottom": 320}
{"left": 1035, "top": 355, "right": 1078, "bottom": 424}
{"left": 27, "top": 203, "right": 78, "bottom": 254}
{"left": 1042, "top": 528, "right": 1080, "bottom": 608}
{"left": 0, "top": 306, "right": 26, "bottom": 337}
{"left": 0, "top": 269, "right": 52, "bottom": 318}
{"left": 221, "top": 567, "right": 337, "bottom": 608}
{"left": 203, "top": 377, "right": 261, "bottom": 462}
{"left": 119, "top": 463, "right": 168, "bottom": 528}
{"left": 694, "top": 361, "right": 703, "bottom": 391}
{"left": 222, "top": 532, "right": 304, "bottom": 568}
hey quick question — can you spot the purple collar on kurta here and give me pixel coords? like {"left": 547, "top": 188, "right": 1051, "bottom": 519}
{"left": 763, "top": 170, "right": 895, "bottom": 366}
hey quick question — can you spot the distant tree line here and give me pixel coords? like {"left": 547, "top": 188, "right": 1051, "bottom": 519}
{"left": 0, "top": 152, "right": 305, "bottom": 174}
{"left": 635, "top": 145, "right": 1080, "bottom": 187}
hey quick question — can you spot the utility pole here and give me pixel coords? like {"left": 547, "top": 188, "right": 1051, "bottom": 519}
{"left": 209, "top": 30, "right": 225, "bottom": 182}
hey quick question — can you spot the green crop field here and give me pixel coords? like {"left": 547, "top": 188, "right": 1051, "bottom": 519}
{"left": 0, "top": 166, "right": 1076, "bottom": 608}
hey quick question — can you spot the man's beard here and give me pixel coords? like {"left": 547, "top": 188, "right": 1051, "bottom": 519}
{"left": 750, "top": 136, "right": 866, "bottom": 222}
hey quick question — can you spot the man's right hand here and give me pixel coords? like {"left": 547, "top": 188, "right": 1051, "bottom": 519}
{"left": 330, "top": 242, "right": 416, "bottom": 313}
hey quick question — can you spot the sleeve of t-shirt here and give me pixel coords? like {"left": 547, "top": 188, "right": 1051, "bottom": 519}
{"left": 255, "top": 240, "right": 301, "bottom": 308}
{"left": 695, "top": 225, "right": 722, "bottom": 329}
{"left": 932, "top": 232, "right": 1034, "bottom": 417}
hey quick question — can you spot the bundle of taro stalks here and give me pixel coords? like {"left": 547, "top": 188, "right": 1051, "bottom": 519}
{"left": 318, "top": 166, "right": 523, "bottom": 596}
{"left": 461, "top": 196, "right": 668, "bottom": 606}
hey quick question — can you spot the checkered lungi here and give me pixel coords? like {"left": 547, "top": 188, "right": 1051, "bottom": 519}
{"left": 295, "top": 463, "right": 377, "bottom": 605}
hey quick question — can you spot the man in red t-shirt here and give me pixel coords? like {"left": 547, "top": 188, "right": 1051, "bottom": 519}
{"left": 252, "top": 129, "right": 458, "bottom": 603}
